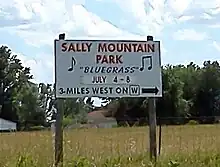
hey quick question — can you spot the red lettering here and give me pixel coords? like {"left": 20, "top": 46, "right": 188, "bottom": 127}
{"left": 97, "top": 42, "right": 155, "bottom": 52}
{"left": 96, "top": 54, "right": 123, "bottom": 64}
{"left": 109, "top": 55, "right": 114, "bottom": 63}
{"left": 61, "top": 43, "right": 92, "bottom": 52}
{"left": 96, "top": 55, "right": 102, "bottom": 63}
{"left": 68, "top": 43, "right": 75, "bottom": 52}
{"left": 61, "top": 42, "right": 67, "bottom": 52}
{"left": 102, "top": 56, "right": 108, "bottom": 64}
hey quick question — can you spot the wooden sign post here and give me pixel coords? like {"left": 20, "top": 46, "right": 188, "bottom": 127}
{"left": 54, "top": 33, "right": 65, "bottom": 167}
{"left": 147, "top": 35, "right": 157, "bottom": 161}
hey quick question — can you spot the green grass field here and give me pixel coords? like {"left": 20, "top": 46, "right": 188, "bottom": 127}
{"left": 1, "top": 125, "right": 220, "bottom": 167}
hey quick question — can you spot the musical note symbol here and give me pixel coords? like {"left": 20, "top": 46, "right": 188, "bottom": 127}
{"left": 68, "top": 57, "right": 77, "bottom": 72}
{"left": 139, "top": 55, "right": 152, "bottom": 71}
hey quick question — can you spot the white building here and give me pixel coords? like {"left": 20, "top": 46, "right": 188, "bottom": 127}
{"left": 0, "top": 118, "right": 17, "bottom": 131}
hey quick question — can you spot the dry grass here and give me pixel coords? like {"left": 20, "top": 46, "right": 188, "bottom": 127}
{"left": 1, "top": 125, "right": 220, "bottom": 166}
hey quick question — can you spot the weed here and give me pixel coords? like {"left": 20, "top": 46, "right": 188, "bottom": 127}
{"left": 1, "top": 125, "right": 220, "bottom": 167}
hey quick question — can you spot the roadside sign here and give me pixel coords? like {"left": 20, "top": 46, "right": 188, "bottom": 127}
{"left": 54, "top": 40, "right": 162, "bottom": 98}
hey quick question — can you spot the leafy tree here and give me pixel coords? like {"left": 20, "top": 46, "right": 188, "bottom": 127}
{"left": 0, "top": 46, "right": 33, "bottom": 122}
{"left": 2, "top": 44, "right": 220, "bottom": 128}
{"left": 12, "top": 83, "right": 45, "bottom": 129}
{"left": 98, "top": 61, "right": 220, "bottom": 126}
{"left": 194, "top": 61, "right": 220, "bottom": 123}
{"left": 63, "top": 98, "right": 90, "bottom": 124}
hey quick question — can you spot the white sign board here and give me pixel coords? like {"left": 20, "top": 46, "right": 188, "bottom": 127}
{"left": 54, "top": 40, "right": 162, "bottom": 98}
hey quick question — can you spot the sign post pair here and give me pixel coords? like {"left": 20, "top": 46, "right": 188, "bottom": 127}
{"left": 54, "top": 34, "right": 162, "bottom": 166}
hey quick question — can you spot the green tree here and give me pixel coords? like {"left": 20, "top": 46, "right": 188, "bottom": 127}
{"left": 194, "top": 61, "right": 220, "bottom": 123}
{"left": 0, "top": 46, "right": 33, "bottom": 122}
{"left": 156, "top": 65, "right": 188, "bottom": 124}
{"left": 96, "top": 61, "right": 220, "bottom": 126}
{"left": 3, "top": 45, "right": 220, "bottom": 128}
{"left": 12, "top": 83, "right": 45, "bottom": 129}
{"left": 63, "top": 98, "right": 90, "bottom": 124}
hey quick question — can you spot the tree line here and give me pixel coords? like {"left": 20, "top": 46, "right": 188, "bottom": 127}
{"left": 0, "top": 46, "right": 220, "bottom": 130}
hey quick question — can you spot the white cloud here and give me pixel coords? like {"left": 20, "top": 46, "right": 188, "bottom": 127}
{"left": 0, "top": 0, "right": 220, "bottom": 86}
{"left": 0, "top": 0, "right": 171, "bottom": 85}
{"left": 1, "top": 3, "right": 147, "bottom": 47}
{"left": 1, "top": 44, "right": 52, "bottom": 83}
{"left": 1, "top": 0, "right": 218, "bottom": 45}
{"left": 113, "top": 0, "right": 167, "bottom": 35}
{"left": 16, "top": 52, "right": 53, "bottom": 83}
{"left": 169, "top": 0, "right": 192, "bottom": 14}
{"left": 1, "top": 0, "right": 220, "bottom": 107}
{"left": 112, "top": 0, "right": 217, "bottom": 35}
{"left": 177, "top": 15, "right": 194, "bottom": 22}
{"left": 173, "top": 29, "right": 208, "bottom": 41}
{"left": 0, "top": 0, "right": 193, "bottom": 43}
{"left": 209, "top": 24, "right": 220, "bottom": 28}
{"left": 213, "top": 41, "right": 220, "bottom": 52}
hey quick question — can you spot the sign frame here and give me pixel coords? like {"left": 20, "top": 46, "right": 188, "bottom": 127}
{"left": 54, "top": 39, "right": 162, "bottom": 98}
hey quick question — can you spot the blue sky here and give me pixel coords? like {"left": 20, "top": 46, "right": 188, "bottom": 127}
{"left": 0, "top": 0, "right": 220, "bottom": 106}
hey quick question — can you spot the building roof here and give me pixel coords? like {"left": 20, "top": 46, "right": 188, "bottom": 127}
{"left": 87, "top": 110, "right": 115, "bottom": 124}
{"left": 0, "top": 118, "right": 16, "bottom": 124}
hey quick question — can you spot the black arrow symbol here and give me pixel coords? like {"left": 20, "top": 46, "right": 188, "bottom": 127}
{"left": 142, "top": 87, "right": 159, "bottom": 94}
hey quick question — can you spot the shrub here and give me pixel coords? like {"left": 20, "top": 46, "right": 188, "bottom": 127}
{"left": 187, "top": 120, "right": 199, "bottom": 125}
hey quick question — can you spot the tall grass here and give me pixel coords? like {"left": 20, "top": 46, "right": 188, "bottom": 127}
{"left": 1, "top": 125, "right": 220, "bottom": 166}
